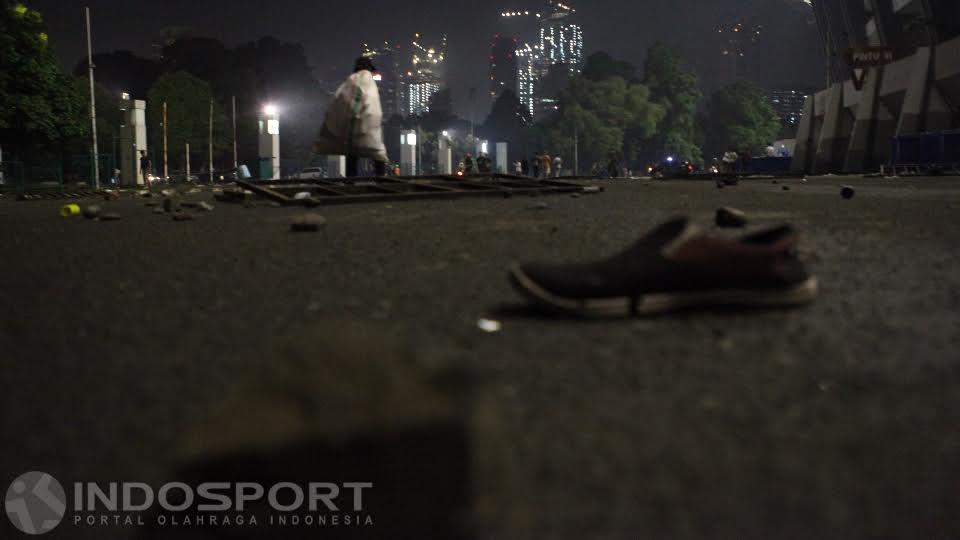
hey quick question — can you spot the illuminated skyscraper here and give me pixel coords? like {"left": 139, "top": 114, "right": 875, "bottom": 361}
{"left": 538, "top": 1, "right": 584, "bottom": 76}
{"left": 490, "top": 35, "right": 519, "bottom": 99}
{"left": 497, "top": 1, "right": 584, "bottom": 120}
{"left": 406, "top": 33, "right": 447, "bottom": 116}
{"left": 362, "top": 41, "right": 403, "bottom": 118}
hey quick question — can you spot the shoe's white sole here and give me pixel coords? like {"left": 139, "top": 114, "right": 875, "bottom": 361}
{"left": 509, "top": 264, "right": 819, "bottom": 317}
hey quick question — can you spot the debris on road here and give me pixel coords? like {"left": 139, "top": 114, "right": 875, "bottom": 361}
{"left": 477, "top": 318, "right": 502, "bottom": 333}
{"left": 198, "top": 201, "right": 215, "bottom": 212}
{"left": 527, "top": 202, "right": 550, "bottom": 211}
{"left": 582, "top": 186, "right": 603, "bottom": 194}
{"left": 99, "top": 212, "right": 122, "bottom": 221}
{"left": 163, "top": 198, "right": 180, "bottom": 213}
{"left": 103, "top": 190, "right": 120, "bottom": 201}
{"left": 172, "top": 213, "right": 195, "bottom": 221}
{"left": 60, "top": 204, "right": 81, "bottom": 217}
{"left": 293, "top": 192, "right": 312, "bottom": 201}
{"left": 290, "top": 213, "right": 327, "bottom": 232}
{"left": 782, "top": 185, "right": 791, "bottom": 191}
{"left": 715, "top": 207, "right": 748, "bottom": 228}
{"left": 841, "top": 186, "right": 856, "bottom": 199}
{"left": 82, "top": 205, "right": 102, "bottom": 219}
{"left": 161, "top": 189, "right": 178, "bottom": 198}
{"left": 153, "top": 208, "right": 165, "bottom": 215}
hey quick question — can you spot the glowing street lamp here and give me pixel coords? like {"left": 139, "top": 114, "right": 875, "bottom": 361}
{"left": 259, "top": 104, "right": 281, "bottom": 179}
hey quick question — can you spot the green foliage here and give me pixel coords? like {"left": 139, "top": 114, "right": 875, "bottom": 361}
{"left": 0, "top": 1, "right": 87, "bottom": 154}
{"left": 642, "top": 42, "right": 703, "bottom": 163}
{"left": 582, "top": 52, "right": 639, "bottom": 83}
{"left": 538, "top": 74, "right": 665, "bottom": 167}
{"left": 146, "top": 71, "right": 230, "bottom": 169}
{"left": 71, "top": 78, "right": 122, "bottom": 154}
{"left": 703, "top": 81, "right": 782, "bottom": 157}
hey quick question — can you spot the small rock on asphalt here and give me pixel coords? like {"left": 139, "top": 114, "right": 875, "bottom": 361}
{"left": 163, "top": 198, "right": 180, "bottom": 213}
{"left": 582, "top": 186, "right": 602, "bottom": 194}
{"left": 82, "top": 205, "right": 102, "bottom": 219}
{"left": 290, "top": 213, "right": 327, "bottom": 232}
{"left": 841, "top": 186, "right": 856, "bottom": 199}
{"left": 103, "top": 191, "right": 120, "bottom": 201}
{"left": 782, "top": 185, "right": 791, "bottom": 191}
{"left": 715, "top": 207, "right": 748, "bottom": 228}
{"left": 198, "top": 201, "right": 215, "bottom": 212}
{"left": 153, "top": 208, "right": 165, "bottom": 215}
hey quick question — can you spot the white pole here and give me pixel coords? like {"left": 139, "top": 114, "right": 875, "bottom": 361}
{"left": 573, "top": 125, "right": 579, "bottom": 176}
{"left": 186, "top": 143, "right": 191, "bottom": 181}
{"left": 162, "top": 102, "right": 168, "bottom": 181}
{"left": 85, "top": 7, "right": 100, "bottom": 189}
{"left": 208, "top": 99, "right": 214, "bottom": 183}
{"left": 232, "top": 96, "right": 238, "bottom": 172}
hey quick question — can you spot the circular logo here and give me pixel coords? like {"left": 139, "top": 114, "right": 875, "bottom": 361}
{"left": 5, "top": 472, "right": 66, "bottom": 535}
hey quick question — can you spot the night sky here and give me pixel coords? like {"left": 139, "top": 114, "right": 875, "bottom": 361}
{"left": 30, "top": 0, "right": 824, "bottom": 118}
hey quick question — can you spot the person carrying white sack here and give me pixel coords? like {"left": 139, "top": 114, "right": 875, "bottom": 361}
{"left": 316, "top": 57, "right": 389, "bottom": 177}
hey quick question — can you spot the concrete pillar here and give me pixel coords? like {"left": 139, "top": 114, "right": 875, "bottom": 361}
{"left": 844, "top": 67, "right": 896, "bottom": 172}
{"left": 400, "top": 130, "right": 417, "bottom": 176}
{"left": 895, "top": 46, "right": 952, "bottom": 135}
{"left": 495, "top": 143, "right": 508, "bottom": 174}
{"left": 326, "top": 156, "right": 345, "bottom": 178}
{"left": 438, "top": 136, "right": 452, "bottom": 175}
{"left": 791, "top": 96, "right": 817, "bottom": 174}
{"left": 815, "top": 83, "right": 848, "bottom": 173}
{"left": 258, "top": 110, "right": 280, "bottom": 179}
{"left": 120, "top": 98, "right": 147, "bottom": 187}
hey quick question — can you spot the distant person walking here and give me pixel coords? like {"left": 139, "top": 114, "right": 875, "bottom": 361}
{"left": 315, "top": 57, "right": 389, "bottom": 177}
{"left": 532, "top": 155, "right": 540, "bottom": 178}
{"left": 552, "top": 155, "right": 563, "bottom": 178}
{"left": 541, "top": 152, "right": 552, "bottom": 178}
{"left": 139, "top": 150, "right": 152, "bottom": 189}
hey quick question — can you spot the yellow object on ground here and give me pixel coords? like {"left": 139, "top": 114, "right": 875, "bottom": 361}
{"left": 60, "top": 204, "right": 81, "bottom": 217}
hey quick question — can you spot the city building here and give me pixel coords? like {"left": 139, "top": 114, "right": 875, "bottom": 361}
{"left": 793, "top": 0, "right": 960, "bottom": 173}
{"left": 769, "top": 88, "right": 809, "bottom": 126}
{"left": 490, "top": 35, "right": 519, "bottom": 100}
{"left": 362, "top": 41, "right": 404, "bottom": 118}
{"left": 406, "top": 33, "right": 447, "bottom": 116}
{"left": 497, "top": 1, "right": 584, "bottom": 120}
{"left": 538, "top": 1, "right": 584, "bottom": 77}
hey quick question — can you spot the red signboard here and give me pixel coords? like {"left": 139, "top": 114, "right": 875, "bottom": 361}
{"left": 845, "top": 47, "right": 895, "bottom": 91}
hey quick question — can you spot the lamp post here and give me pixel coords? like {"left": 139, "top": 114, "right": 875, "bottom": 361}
{"left": 259, "top": 104, "right": 280, "bottom": 180}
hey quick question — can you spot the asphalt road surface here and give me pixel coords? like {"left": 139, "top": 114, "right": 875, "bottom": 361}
{"left": 1, "top": 176, "right": 959, "bottom": 539}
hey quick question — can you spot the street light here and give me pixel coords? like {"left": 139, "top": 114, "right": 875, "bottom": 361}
{"left": 263, "top": 104, "right": 279, "bottom": 117}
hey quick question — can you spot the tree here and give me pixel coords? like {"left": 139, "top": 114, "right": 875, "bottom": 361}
{"left": 0, "top": 1, "right": 86, "bottom": 157}
{"left": 71, "top": 78, "right": 122, "bottom": 157}
{"left": 642, "top": 42, "right": 703, "bottom": 163}
{"left": 582, "top": 52, "right": 639, "bottom": 83}
{"left": 146, "top": 72, "right": 229, "bottom": 170}
{"left": 73, "top": 50, "right": 162, "bottom": 99}
{"left": 703, "top": 81, "right": 782, "bottom": 158}
{"left": 480, "top": 90, "right": 530, "bottom": 152}
{"left": 538, "top": 75, "right": 665, "bottom": 168}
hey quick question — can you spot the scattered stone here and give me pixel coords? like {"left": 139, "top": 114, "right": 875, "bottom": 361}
{"left": 841, "top": 185, "right": 856, "bottom": 199}
{"left": 153, "top": 208, "right": 165, "bottom": 215}
{"left": 161, "top": 189, "right": 179, "bottom": 198}
{"left": 570, "top": 193, "right": 581, "bottom": 198}
{"left": 82, "top": 205, "right": 102, "bottom": 219}
{"left": 267, "top": 201, "right": 283, "bottom": 208}
{"left": 582, "top": 186, "right": 602, "bottom": 194}
{"left": 144, "top": 201, "right": 159, "bottom": 207}
{"left": 172, "top": 213, "right": 195, "bottom": 221}
{"left": 293, "top": 191, "right": 312, "bottom": 200}
{"left": 99, "top": 212, "right": 122, "bottom": 221}
{"left": 715, "top": 180, "right": 724, "bottom": 190}
{"left": 715, "top": 207, "right": 748, "bottom": 228}
{"left": 782, "top": 185, "right": 791, "bottom": 191}
{"left": 801, "top": 178, "right": 808, "bottom": 183}
{"left": 772, "top": 180, "right": 779, "bottom": 184}
{"left": 290, "top": 213, "right": 327, "bottom": 232}
{"left": 198, "top": 201, "right": 215, "bottom": 212}
{"left": 180, "top": 201, "right": 199, "bottom": 208}
{"left": 138, "top": 190, "right": 152, "bottom": 198}
{"left": 163, "top": 198, "right": 180, "bottom": 213}
{"left": 527, "top": 202, "right": 549, "bottom": 211}
{"left": 103, "top": 191, "right": 120, "bottom": 201}
{"left": 477, "top": 318, "right": 502, "bottom": 333}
